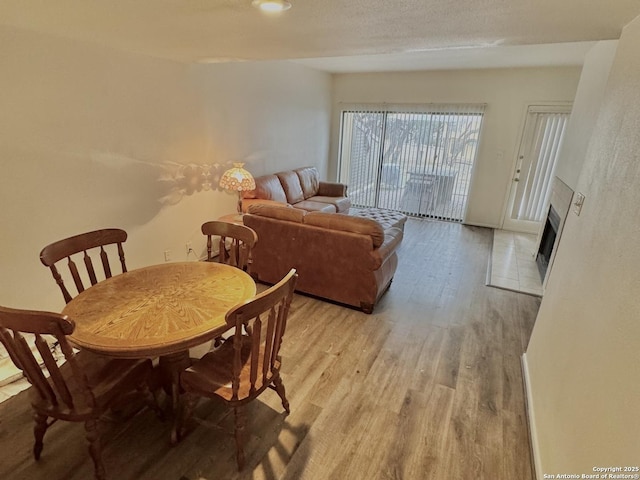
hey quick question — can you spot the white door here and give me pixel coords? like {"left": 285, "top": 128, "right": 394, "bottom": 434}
{"left": 503, "top": 105, "right": 571, "bottom": 233}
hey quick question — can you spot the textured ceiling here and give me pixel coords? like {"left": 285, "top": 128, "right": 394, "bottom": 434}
{"left": 0, "top": 0, "right": 639, "bottom": 70}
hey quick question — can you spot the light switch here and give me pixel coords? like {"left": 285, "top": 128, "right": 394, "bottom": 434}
{"left": 573, "top": 192, "right": 585, "bottom": 216}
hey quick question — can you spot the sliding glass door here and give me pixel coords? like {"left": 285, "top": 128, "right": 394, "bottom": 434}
{"left": 338, "top": 104, "right": 485, "bottom": 222}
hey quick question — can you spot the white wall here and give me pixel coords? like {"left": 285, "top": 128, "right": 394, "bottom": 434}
{"left": 0, "top": 25, "right": 331, "bottom": 311}
{"left": 331, "top": 68, "right": 581, "bottom": 227}
{"left": 554, "top": 41, "right": 618, "bottom": 189}
{"left": 191, "top": 61, "right": 332, "bottom": 178}
{"left": 524, "top": 15, "right": 640, "bottom": 477}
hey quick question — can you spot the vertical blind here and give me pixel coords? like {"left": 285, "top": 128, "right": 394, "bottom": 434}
{"left": 511, "top": 106, "right": 571, "bottom": 222}
{"left": 338, "top": 104, "right": 485, "bottom": 222}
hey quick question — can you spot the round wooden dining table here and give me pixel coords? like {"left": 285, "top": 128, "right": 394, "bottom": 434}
{"left": 61, "top": 261, "right": 256, "bottom": 441}
{"left": 62, "top": 261, "right": 256, "bottom": 357}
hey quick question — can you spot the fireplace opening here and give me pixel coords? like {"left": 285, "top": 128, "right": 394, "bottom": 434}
{"left": 537, "top": 205, "right": 561, "bottom": 281}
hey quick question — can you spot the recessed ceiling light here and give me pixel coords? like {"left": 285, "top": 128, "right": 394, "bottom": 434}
{"left": 251, "top": 0, "right": 292, "bottom": 13}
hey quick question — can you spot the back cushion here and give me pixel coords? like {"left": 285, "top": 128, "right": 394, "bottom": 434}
{"left": 247, "top": 204, "right": 306, "bottom": 223}
{"left": 295, "top": 167, "right": 320, "bottom": 199}
{"left": 304, "top": 212, "right": 385, "bottom": 248}
{"left": 243, "top": 174, "right": 287, "bottom": 203}
{"left": 276, "top": 171, "right": 305, "bottom": 204}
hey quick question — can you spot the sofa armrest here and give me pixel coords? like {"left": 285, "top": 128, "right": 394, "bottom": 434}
{"left": 370, "top": 227, "right": 404, "bottom": 268}
{"left": 318, "top": 181, "right": 347, "bottom": 197}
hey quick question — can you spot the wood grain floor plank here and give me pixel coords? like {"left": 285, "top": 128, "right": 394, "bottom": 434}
{"left": 406, "top": 385, "right": 456, "bottom": 480}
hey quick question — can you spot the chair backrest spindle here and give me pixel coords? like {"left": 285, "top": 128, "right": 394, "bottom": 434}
{"left": 68, "top": 256, "right": 85, "bottom": 294}
{"left": 14, "top": 330, "right": 57, "bottom": 403}
{"left": 85, "top": 250, "right": 98, "bottom": 285}
{"left": 99, "top": 246, "right": 112, "bottom": 279}
{"left": 34, "top": 334, "right": 74, "bottom": 407}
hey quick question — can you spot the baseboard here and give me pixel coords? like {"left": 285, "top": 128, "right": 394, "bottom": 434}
{"left": 521, "top": 353, "right": 543, "bottom": 480}
{"left": 485, "top": 231, "right": 501, "bottom": 287}
{"left": 462, "top": 220, "right": 500, "bottom": 229}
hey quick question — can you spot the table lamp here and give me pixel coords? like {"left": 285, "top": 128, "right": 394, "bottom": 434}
{"left": 219, "top": 163, "right": 256, "bottom": 214}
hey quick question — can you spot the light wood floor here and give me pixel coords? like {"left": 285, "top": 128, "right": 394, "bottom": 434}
{"left": 0, "top": 218, "right": 540, "bottom": 480}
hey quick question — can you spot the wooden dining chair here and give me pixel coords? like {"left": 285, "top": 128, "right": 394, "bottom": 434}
{"left": 0, "top": 305, "right": 159, "bottom": 480}
{"left": 201, "top": 221, "right": 258, "bottom": 272}
{"left": 178, "top": 268, "right": 297, "bottom": 470}
{"left": 40, "top": 228, "right": 128, "bottom": 304}
{"left": 200, "top": 221, "right": 259, "bottom": 352}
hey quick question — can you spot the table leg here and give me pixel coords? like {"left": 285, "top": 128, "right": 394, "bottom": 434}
{"left": 158, "top": 351, "right": 191, "bottom": 444}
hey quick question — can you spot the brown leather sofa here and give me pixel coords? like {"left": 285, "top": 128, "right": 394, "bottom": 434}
{"left": 242, "top": 166, "right": 351, "bottom": 213}
{"left": 243, "top": 204, "right": 406, "bottom": 313}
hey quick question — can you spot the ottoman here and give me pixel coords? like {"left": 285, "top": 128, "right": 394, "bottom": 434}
{"left": 350, "top": 207, "right": 408, "bottom": 232}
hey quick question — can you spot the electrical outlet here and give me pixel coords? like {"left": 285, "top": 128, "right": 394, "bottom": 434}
{"left": 164, "top": 250, "right": 171, "bottom": 262}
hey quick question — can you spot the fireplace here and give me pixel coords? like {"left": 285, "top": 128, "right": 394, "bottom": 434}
{"left": 534, "top": 177, "right": 574, "bottom": 288}
{"left": 536, "top": 204, "right": 561, "bottom": 281}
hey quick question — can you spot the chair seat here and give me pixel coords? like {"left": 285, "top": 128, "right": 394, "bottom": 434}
{"left": 29, "top": 350, "right": 153, "bottom": 420}
{"left": 181, "top": 335, "right": 279, "bottom": 402}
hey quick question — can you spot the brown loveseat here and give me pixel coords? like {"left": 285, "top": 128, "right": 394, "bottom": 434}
{"left": 243, "top": 204, "right": 406, "bottom": 313}
{"left": 242, "top": 166, "right": 351, "bottom": 213}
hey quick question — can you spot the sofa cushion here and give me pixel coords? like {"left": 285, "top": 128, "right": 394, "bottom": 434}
{"left": 243, "top": 174, "right": 288, "bottom": 204}
{"left": 304, "top": 212, "right": 385, "bottom": 248}
{"left": 294, "top": 200, "right": 337, "bottom": 213}
{"left": 247, "top": 204, "right": 306, "bottom": 223}
{"left": 307, "top": 195, "right": 351, "bottom": 213}
{"left": 276, "top": 171, "right": 305, "bottom": 204}
{"left": 294, "top": 167, "right": 320, "bottom": 199}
